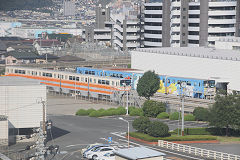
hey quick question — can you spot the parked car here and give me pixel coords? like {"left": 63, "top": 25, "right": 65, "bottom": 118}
{"left": 81, "top": 143, "right": 101, "bottom": 154}
{"left": 83, "top": 144, "right": 109, "bottom": 158}
{"left": 96, "top": 152, "right": 115, "bottom": 160}
{"left": 86, "top": 146, "right": 115, "bottom": 160}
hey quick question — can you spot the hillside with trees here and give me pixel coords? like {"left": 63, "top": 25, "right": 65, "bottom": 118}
{"left": 0, "top": 0, "right": 53, "bottom": 11}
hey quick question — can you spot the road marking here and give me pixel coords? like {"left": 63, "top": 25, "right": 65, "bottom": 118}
{"left": 65, "top": 144, "right": 88, "bottom": 148}
{"left": 111, "top": 132, "right": 204, "bottom": 160}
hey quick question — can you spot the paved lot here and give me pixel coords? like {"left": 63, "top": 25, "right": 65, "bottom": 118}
{"left": 47, "top": 95, "right": 118, "bottom": 115}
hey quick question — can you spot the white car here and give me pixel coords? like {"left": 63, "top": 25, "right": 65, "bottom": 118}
{"left": 81, "top": 143, "right": 101, "bottom": 155}
{"left": 86, "top": 146, "right": 115, "bottom": 160}
{"left": 96, "top": 152, "right": 115, "bottom": 160}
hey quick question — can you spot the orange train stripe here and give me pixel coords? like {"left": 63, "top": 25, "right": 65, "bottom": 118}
{"left": 6, "top": 73, "right": 118, "bottom": 90}
{"left": 41, "top": 82, "right": 113, "bottom": 95}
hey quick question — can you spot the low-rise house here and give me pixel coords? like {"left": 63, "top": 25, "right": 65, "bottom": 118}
{"left": 4, "top": 50, "right": 39, "bottom": 65}
{"left": 33, "top": 39, "right": 63, "bottom": 55}
{"left": 36, "top": 53, "right": 59, "bottom": 64}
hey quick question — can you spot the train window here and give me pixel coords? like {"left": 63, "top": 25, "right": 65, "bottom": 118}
{"left": 120, "top": 74, "right": 123, "bottom": 78}
{"left": 39, "top": 72, "right": 41, "bottom": 76}
{"left": 106, "top": 81, "right": 109, "bottom": 85}
{"left": 187, "top": 81, "right": 191, "bottom": 86}
{"left": 89, "top": 71, "right": 92, "bottom": 75}
{"left": 58, "top": 74, "right": 60, "bottom": 78}
{"left": 163, "top": 79, "right": 165, "bottom": 83}
{"left": 15, "top": 69, "right": 18, "bottom": 73}
{"left": 172, "top": 80, "right": 175, "bottom": 83}
{"left": 10, "top": 69, "right": 13, "bottom": 73}
{"left": 94, "top": 79, "right": 96, "bottom": 83}
{"left": 100, "top": 73, "right": 103, "bottom": 76}
{"left": 199, "top": 82, "right": 201, "bottom": 87}
{"left": 102, "top": 80, "right": 106, "bottom": 84}
{"left": 113, "top": 73, "right": 116, "bottom": 77}
{"left": 116, "top": 74, "right": 119, "bottom": 78}
{"left": 43, "top": 72, "right": 46, "bottom": 76}
{"left": 81, "top": 77, "right": 84, "bottom": 82}
{"left": 194, "top": 82, "right": 197, "bottom": 86}
{"left": 92, "top": 71, "right": 95, "bottom": 75}
{"left": 54, "top": 74, "right": 56, "bottom": 78}
{"left": 27, "top": 71, "right": 30, "bottom": 75}
{"left": 105, "top": 72, "right": 107, "bottom": 76}
{"left": 167, "top": 79, "right": 170, "bottom": 83}
{"left": 85, "top": 70, "right": 88, "bottom": 74}
{"left": 76, "top": 77, "right": 79, "bottom": 81}
{"left": 69, "top": 76, "right": 73, "bottom": 80}
{"left": 61, "top": 75, "right": 64, "bottom": 79}
{"left": 79, "top": 71, "right": 82, "bottom": 74}
{"left": 65, "top": 75, "right": 68, "bottom": 79}
{"left": 85, "top": 78, "right": 88, "bottom": 82}
{"left": 98, "top": 80, "right": 102, "bottom": 84}
{"left": 112, "top": 81, "right": 114, "bottom": 86}
{"left": 90, "top": 78, "right": 92, "bottom": 83}
{"left": 116, "top": 82, "right": 119, "bottom": 86}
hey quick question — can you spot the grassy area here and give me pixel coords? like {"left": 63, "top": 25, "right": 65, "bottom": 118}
{"left": 217, "top": 136, "right": 240, "bottom": 143}
{"left": 129, "top": 132, "right": 217, "bottom": 142}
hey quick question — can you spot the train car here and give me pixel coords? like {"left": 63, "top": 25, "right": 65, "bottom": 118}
{"left": 5, "top": 66, "right": 131, "bottom": 100}
{"left": 76, "top": 67, "right": 133, "bottom": 79}
{"left": 76, "top": 67, "right": 216, "bottom": 98}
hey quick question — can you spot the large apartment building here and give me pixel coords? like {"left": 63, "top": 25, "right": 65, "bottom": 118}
{"left": 144, "top": 0, "right": 240, "bottom": 47}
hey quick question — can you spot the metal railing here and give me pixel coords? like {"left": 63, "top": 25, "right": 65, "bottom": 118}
{"left": 158, "top": 140, "right": 240, "bottom": 160}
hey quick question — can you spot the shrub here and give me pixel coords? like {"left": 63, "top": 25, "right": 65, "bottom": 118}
{"left": 184, "top": 114, "right": 196, "bottom": 121}
{"left": 193, "top": 107, "right": 209, "bottom": 121}
{"left": 169, "top": 112, "right": 181, "bottom": 120}
{"left": 132, "top": 116, "right": 151, "bottom": 134}
{"left": 89, "top": 111, "right": 103, "bottom": 117}
{"left": 115, "top": 106, "right": 126, "bottom": 115}
{"left": 129, "top": 132, "right": 217, "bottom": 142}
{"left": 130, "top": 108, "right": 143, "bottom": 116}
{"left": 147, "top": 121, "right": 169, "bottom": 137}
{"left": 157, "top": 112, "right": 169, "bottom": 119}
{"left": 86, "top": 108, "right": 96, "bottom": 115}
{"left": 76, "top": 109, "right": 89, "bottom": 116}
{"left": 142, "top": 100, "right": 166, "bottom": 118}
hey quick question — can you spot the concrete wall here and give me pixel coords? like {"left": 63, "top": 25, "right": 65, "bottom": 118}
{"left": 131, "top": 51, "right": 240, "bottom": 92}
{"left": 215, "top": 40, "right": 240, "bottom": 50}
{"left": 0, "top": 85, "right": 46, "bottom": 128}
{"left": 0, "top": 120, "right": 8, "bottom": 139}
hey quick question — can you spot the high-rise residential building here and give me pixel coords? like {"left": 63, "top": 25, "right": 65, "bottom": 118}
{"left": 144, "top": 0, "right": 240, "bottom": 48}
{"left": 63, "top": 0, "right": 75, "bottom": 17}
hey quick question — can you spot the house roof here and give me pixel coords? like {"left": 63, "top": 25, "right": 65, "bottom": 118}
{"left": 35, "top": 39, "right": 61, "bottom": 47}
{"left": 38, "top": 53, "right": 59, "bottom": 60}
{"left": 57, "top": 55, "right": 85, "bottom": 62}
{"left": 0, "top": 40, "right": 7, "bottom": 51}
{"left": 0, "top": 115, "right": 7, "bottom": 121}
{"left": 114, "top": 147, "right": 166, "bottom": 160}
{"left": 5, "top": 51, "right": 39, "bottom": 60}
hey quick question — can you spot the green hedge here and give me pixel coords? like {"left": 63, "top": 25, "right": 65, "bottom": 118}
{"left": 172, "top": 128, "right": 211, "bottom": 135}
{"left": 129, "top": 132, "right": 217, "bottom": 142}
{"left": 169, "top": 112, "right": 181, "bottom": 120}
{"left": 157, "top": 112, "right": 169, "bottom": 119}
{"left": 76, "top": 107, "right": 127, "bottom": 117}
{"left": 184, "top": 114, "right": 196, "bottom": 121}
{"left": 129, "top": 107, "right": 143, "bottom": 116}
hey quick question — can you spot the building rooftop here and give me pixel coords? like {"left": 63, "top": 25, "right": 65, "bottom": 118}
{"left": 0, "top": 76, "right": 41, "bottom": 86}
{"left": 114, "top": 147, "right": 165, "bottom": 160}
{"left": 136, "top": 47, "right": 240, "bottom": 61}
{"left": 5, "top": 51, "right": 39, "bottom": 60}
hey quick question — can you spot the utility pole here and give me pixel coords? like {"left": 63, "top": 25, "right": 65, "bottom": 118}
{"left": 41, "top": 100, "right": 46, "bottom": 134}
{"left": 180, "top": 82, "right": 186, "bottom": 136}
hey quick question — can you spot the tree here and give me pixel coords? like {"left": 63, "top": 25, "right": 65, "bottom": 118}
{"left": 193, "top": 107, "right": 209, "bottom": 121}
{"left": 208, "top": 94, "right": 240, "bottom": 136}
{"left": 137, "top": 71, "right": 160, "bottom": 100}
{"left": 142, "top": 100, "right": 166, "bottom": 118}
{"left": 132, "top": 116, "right": 151, "bottom": 134}
{"left": 147, "top": 121, "right": 169, "bottom": 137}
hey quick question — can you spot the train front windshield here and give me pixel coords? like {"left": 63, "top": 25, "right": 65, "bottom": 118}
{"left": 120, "top": 80, "right": 131, "bottom": 86}
{"left": 204, "top": 80, "right": 215, "bottom": 88}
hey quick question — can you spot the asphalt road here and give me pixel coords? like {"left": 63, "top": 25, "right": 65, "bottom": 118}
{"left": 47, "top": 115, "right": 206, "bottom": 160}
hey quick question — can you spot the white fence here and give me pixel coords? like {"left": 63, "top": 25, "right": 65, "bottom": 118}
{"left": 158, "top": 140, "right": 240, "bottom": 160}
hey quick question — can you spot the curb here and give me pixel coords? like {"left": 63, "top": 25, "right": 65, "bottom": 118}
{"left": 128, "top": 136, "right": 219, "bottom": 145}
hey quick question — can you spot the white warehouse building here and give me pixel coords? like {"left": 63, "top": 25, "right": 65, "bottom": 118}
{"left": 131, "top": 47, "right": 240, "bottom": 92}
{"left": 0, "top": 76, "right": 46, "bottom": 141}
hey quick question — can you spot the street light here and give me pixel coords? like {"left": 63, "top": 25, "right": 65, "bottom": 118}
{"left": 122, "top": 83, "right": 129, "bottom": 115}
{"left": 180, "top": 82, "right": 186, "bottom": 136}
{"left": 119, "top": 117, "right": 130, "bottom": 148}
